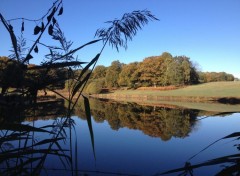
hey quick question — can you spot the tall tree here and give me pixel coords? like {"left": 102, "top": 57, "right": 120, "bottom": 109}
{"left": 165, "top": 59, "right": 184, "bottom": 85}
{"left": 118, "top": 62, "right": 138, "bottom": 87}
{"left": 105, "top": 60, "right": 123, "bottom": 88}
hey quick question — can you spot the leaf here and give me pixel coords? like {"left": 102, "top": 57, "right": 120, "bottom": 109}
{"left": 223, "top": 132, "right": 240, "bottom": 139}
{"left": 41, "top": 22, "right": 45, "bottom": 32}
{"left": 47, "top": 7, "right": 56, "bottom": 22}
{"left": 160, "top": 154, "right": 240, "bottom": 175}
{"left": 71, "top": 72, "right": 91, "bottom": 98}
{"left": 27, "top": 61, "right": 87, "bottom": 70}
{"left": 34, "top": 45, "right": 38, "bottom": 53}
{"left": 70, "top": 53, "right": 100, "bottom": 99}
{"left": 52, "top": 17, "right": 57, "bottom": 25}
{"left": 83, "top": 95, "right": 96, "bottom": 160}
{"left": 1, "top": 123, "right": 53, "bottom": 133}
{"left": 75, "top": 53, "right": 100, "bottom": 82}
{"left": 32, "top": 138, "right": 65, "bottom": 147}
{"left": 34, "top": 25, "right": 42, "bottom": 35}
{"left": 25, "top": 54, "right": 33, "bottom": 62}
{"left": 56, "top": 39, "right": 102, "bottom": 61}
{"left": 21, "top": 21, "right": 24, "bottom": 32}
{"left": 40, "top": 124, "right": 57, "bottom": 129}
{"left": 188, "top": 132, "right": 240, "bottom": 161}
{"left": 48, "top": 24, "right": 53, "bottom": 35}
{"left": 58, "top": 7, "right": 63, "bottom": 16}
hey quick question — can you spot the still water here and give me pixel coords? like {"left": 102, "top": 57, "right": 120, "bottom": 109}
{"left": 1, "top": 98, "right": 240, "bottom": 175}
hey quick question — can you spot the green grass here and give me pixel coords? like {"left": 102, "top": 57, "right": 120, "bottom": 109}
{"left": 112, "top": 82, "right": 240, "bottom": 98}
{"left": 95, "top": 82, "right": 240, "bottom": 112}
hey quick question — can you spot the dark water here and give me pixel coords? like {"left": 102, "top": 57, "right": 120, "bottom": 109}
{"left": 1, "top": 98, "right": 240, "bottom": 175}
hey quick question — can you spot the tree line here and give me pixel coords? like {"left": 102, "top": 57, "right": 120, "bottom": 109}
{"left": 1, "top": 52, "right": 235, "bottom": 96}
{"left": 198, "top": 71, "right": 234, "bottom": 83}
{"left": 84, "top": 52, "right": 234, "bottom": 94}
{"left": 0, "top": 56, "right": 67, "bottom": 99}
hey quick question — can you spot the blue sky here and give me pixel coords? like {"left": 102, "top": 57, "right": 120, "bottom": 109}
{"left": 0, "top": 0, "right": 240, "bottom": 78}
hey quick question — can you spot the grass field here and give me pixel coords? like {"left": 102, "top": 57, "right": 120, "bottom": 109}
{"left": 111, "top": 81, "right": 240, "bottom": 98}
{"left": 92, "top": 82, "right": 240, "bottom": 112}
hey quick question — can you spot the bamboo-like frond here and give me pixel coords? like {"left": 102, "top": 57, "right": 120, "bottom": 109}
{"left": 95, "top": 9, "right": 159, "bottom": 51}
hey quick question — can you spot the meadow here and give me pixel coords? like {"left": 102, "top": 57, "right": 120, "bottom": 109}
{"left": 112, "top": 81, "right": 240, "bottom": 97}
{"left": 91, "top": 82, "right": 240, "bottom": 112}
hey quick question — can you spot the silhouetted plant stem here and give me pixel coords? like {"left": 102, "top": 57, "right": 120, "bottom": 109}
{"left": 69, "top": 38, "right": 108, "bottom": 113}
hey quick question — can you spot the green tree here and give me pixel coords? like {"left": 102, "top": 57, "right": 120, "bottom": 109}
{"left": 198, "top": 71, "right": 234, "bottom": 83}
{"left": 176, "top": 56, "right": 199, "bottom": 84}
{"left": 166, "top": 59, "right": 184, "bottom": 85}
{"left": 226, "top": 73, "right": 234, "bottom": 81}
{"left": 105, "top": 60, "right": 123, "bottom": 88}
{"left": 118, "top": 62, "right": 138, "bottom": 87}
{"left": 92, "top": 65, "right": 107, "bottom": 79}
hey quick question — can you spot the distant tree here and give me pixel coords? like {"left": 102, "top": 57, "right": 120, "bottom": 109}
{"left": 161, "top": 52, "right": 173, "bottom": 60}
{"left": 134, "top": 58, "right": 153, "bottom": 86}
{"left": 92, "top": 65, "right": 107, "bottom": 79}
{"left": 118, "top": 62, "right": 138, "bottom": 87}
{"left": 166, "top": 59, "right": 184, "bottom": 85}
{"left": 105, "top": 60, "right": 123, "bottom": 88}
{"left": 175, "top": 56, "right": 199, "bottom": 84}
{"left": 198, "top": 71, "right": 234, "bottom": 83}
{"left": 226, "top": 74, "right": 234, "bottom": 81}
{"left": 110, "top": 52, "right": 200, "bottom": 87}
{"left": 136, "top": 55, "right": 166, "bottom": 86}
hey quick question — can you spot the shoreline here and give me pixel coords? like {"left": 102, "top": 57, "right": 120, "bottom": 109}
{"left": 90, "top": 93, "right": 240, "bottom": 104}
{"left": 90, "top": 93, "right": 240, "bottom": 113}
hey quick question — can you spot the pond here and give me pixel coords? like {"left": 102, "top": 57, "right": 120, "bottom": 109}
{"left": 0, "top": 98, "right": 240, "bottom": 175}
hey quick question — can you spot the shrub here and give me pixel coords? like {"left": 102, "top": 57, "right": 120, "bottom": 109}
{"left": 85, "top": 79, "right": 105, "bottom": 94}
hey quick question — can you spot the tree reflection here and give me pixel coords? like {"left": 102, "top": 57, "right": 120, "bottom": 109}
{"left": 76, "top": 98, "right": 199, "bottom": 140}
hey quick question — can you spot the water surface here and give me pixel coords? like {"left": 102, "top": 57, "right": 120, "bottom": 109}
{"left": 1, "top": 98, "right": 240, "bottom": 175}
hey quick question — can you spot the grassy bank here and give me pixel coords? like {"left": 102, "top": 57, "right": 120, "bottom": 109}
{"left": 113, "top": 82, "right": 240, "bottom": 97}
{"left": 92, "top": 82, "right": 240, "bottom": 102}
{"left": 90, "top": 82, "right": 240, "bottom": 112}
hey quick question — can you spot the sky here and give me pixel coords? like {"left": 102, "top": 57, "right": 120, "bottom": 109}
{"left": 0, "top": 0, "right": 240, "bottom": 78}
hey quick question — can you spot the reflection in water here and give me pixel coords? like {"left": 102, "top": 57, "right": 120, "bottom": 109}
{"left": 0, "top": 99, "right": 66, "bottom": 122}
{"left": 0, "top": 99, "right": 75, "bottom": 175}
{"left": 0, "top": 97, "right": 240, "bottom": 175}
{"left": 76, "top": 98, "right": 200, "bottom": 141}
